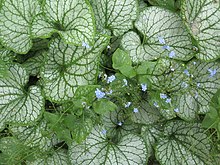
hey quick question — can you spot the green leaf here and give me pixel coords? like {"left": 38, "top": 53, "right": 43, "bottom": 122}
{"left": 32, "top": 0, "right": 95, "bottom": 46}
{"left": 148, "top": 0, "right": 176, "bottom": 11}
{"left": 0, "top": 137, "right": 35, "bottom": 165}
{"left": 0, "top": 0, "right": 40, "bottom": 54}
{"left": 93, "top": 99, "right": 117, "bottom": 114}
{"left": 155, "top": 120, "right": 215, "bottom": 165}
{"left": 182, "top": 0, "right": 220, "bottom": 61}
{"left": 63, "top": 114, "right": 93, "bottom": 143}
{"left": 121, "top": 7, "right": 193, "bottom": 62}
{"left": 10, "top": 121, "right": 59, "bottom": 152}
{"left": 112, "top": 48, "right": 136, "bottom": 78}
{"left": 40, "top": 35, "right": 109, "bottom": 103}
{"left": 23, "top": 50, "right": 46, "bottom": 76}
{"left": 91, "top": 0, "right": 138, "bottom": 35}
{"left": 26, "top": 149, "right": 70, "bottom": 165}
{"left": 0, "top": 64, "right": 44, "bottom": 130}
{"left": 69, "top": 126, "right": 148, "bottom": 165}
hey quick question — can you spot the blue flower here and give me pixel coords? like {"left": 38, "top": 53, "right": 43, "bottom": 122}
{"left": 183, "top": 69, "right": 190, "bottom": 76}
{"left": 141, "top": 83, "right": 147, "bottom": 92}
{"left": 153, "top": 102, "right": 159, "bottom": 108}
{"left": 197, "top": 83, "right": 201, "bottom": 88}
{"left": 107, "top": 75, "right": 116, "bottom": 83}
{"left": 165, "top": 98, "right": 171, "bottom": 103}
{"left": 107, "top": 45, "right": 111, "bottom": 49}
{"left": 158, "top": 36, "right": 165, "bottom": 44}
{"left": 174, "top": 108, "right": 179, "bottom": 113}
{"left": 118, "top": 122, "right": 123, "bottom": 126}
{"left": 82, "top": 41, "right": 90, "bottom": 48}
{"left": 162, "top": 45, "right": 170, "bottom": 50}
{"left": 193, "top": 61, "right": 197, "bottom": 65}
{"left": 125, "top": 102, "right": 131, "bottom": 108}
{"left": 101, "top": 129, "right": 107, "bottom": 135}
{"left": 208, "top": 68, "right": 217, "bottom": 77}
{"left": 160, "top": 93, "right": 167, "bottom": 99}
{"left": 95, "top": 88, "right": 105, "bottom": 99}
{"left": 169, "top": 51, "right": 175, "bottom": 58}
{"left": 123, "top": 79, "right": 128, "bottom": 87}
{"left": 133, "top": 108, "right": 139, "bottom": 113}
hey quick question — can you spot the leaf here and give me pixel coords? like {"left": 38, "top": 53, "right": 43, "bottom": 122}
{"left": 0, "top": 59, "right": 8, "bottom": 78}
{"left": 10, "top": 121, "right": 60, "bottom": 152}
{"left": 182, "top": 0, "right": 220, "bottom": 61}
{"left": 93, "top": 99, "right": 118, "bottom": 114}
{"left": 32, "top": 0, "right": 95, "bottom": 46}
{"left": 63, "top": 114, "right": 93, "bottom": 143}
{"left": 0, "top": 64, "right": 44, "bottom": 130}
{"left": 91, "top": 0, "right": 138, "bottom": 35}
{"left": 148, "top": 0, "right": 176, "bottom": 11}
{"left": 40, "top": 35, "right": 109, "bottom": 102}
{"left": 23, "top": 50, "right": 46, "bottom": 76}
{"left": 131, "top": 100, "right": 162, "bottom": 124}
{"left": 0, "top": 0, "right": 40, "bottom": 54}
{"left": 112, "top": 48, "right": 136, "bottom": 78}
{"left": 121, "top": 7, "right": 193, "bottom": 62}
{"left": 155, "top": 120, "right": 215, "bottom": 165}
{"left": 69, "top": 126, "right": 148, "bottom": 165}
{"left": 175, "top": 60, "right": 220, "bottom": 120}
{"left": 0, "top": 137, "right": 35, "bottom": 164}
{"left": 141, "top": 125, "right": 161, "bottom": 156}
{"left": 26, "top": 149, "right": 70, "bottom": 165}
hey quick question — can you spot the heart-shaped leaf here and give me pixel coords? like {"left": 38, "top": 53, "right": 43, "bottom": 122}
{"left": 32, "top": 0, "right": 95, "bottom": 46}
{"left": 0, "top": 0, "right": 40, "bottom": 53}
{"left": 121, "top": 7, "right": 193, "bottom": 62}
{"left": 0, "top": 64, "right": 44, "bottom": 130}
{"left": 155, "top": 120, "right": 215, "bottom": 165}
{"left": 182, "top": 0, "right": 220, "bottom": 61}
{"left": 40, "top": 35, "right": 109, "bottom": 102}
{"left": 91, "top": 0, "right": 138, "bottom": 35}
{"left": 69, "top": 126, "right": 148, "bottom": 165}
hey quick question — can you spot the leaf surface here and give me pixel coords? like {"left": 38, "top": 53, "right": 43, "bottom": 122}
{"left": 69, "top": 126, "right": 148, "bottom": 165}
{"left": 121, "top": 7, "right": 193, "bottom": 62}
{"left": 182, "top": 0, "right": 220, "bottom": 61}
{"left": 155, "top": 120, "right": 214, "bottom": 165}
{"left": 91, "top": 0, "right": 138, "bottom": 35}
{"left": 32, "top": 0, "right": 95, "bottom": 46}
{"left": 0, "top": 65, "right": 44, "bottom": 130}
{"left": 0, "top": 0, "right": 40, "bottom": 53}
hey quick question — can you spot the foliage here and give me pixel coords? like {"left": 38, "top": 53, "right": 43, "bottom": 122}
{"left": 0, "top": 0, "right": 220, "bottom": 164}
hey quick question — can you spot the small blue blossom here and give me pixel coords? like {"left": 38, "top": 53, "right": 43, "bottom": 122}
{"left": 197, "top": 83, "right": 201, "bottom": 88}
{"left": 160, "top": 93, "right": 167, "bottom": 99}
{"left": 101, "top": 129, "right": 107, "bottom": 135}
{"left": 174, "top": 108, "right": 179, "bottom": 113}
{"left": 162, "top": 45, "right": 170, "bottom": 50}
{"left": 141, "top": 83, "right": 147, "bottom": 92}
{"left": 193, "top": 61, "right": 197, "bottom": 65}
{"left": 107, "top": 75, "right": 116, "bottom": 83}
{"left": 158, "top": 36, "right": 165, "bottom": 44}
{"left": 118, "top": 122, "right": 123, "bottom": 126}
{"left": 133, "top": 108, "right": 139, "bottom": 113}
{"left": 125, "top": 102, "right": 131, "bottom": 108}
{"left": 165, "top": 98, "right": 171, "bottom": 103}
{"left": 95, "top": 88, "right": 105, "bottom": 99}
{"left": 208, "top": 68, "right": 217, "bottom": 77}
{"left": 107, "top": 45, "right": 111, "bottom": 49}
{"left": 183, "top": 69, "right": 190, "bottom": 76}
{"left": 169, "top": 51, "right": 175, "bottom": 58}
{"left": 123, "top": 79, "right": 128, "bottom": 87}
{"left": 153, "top": 102, "right": 159, "bottom": 108}
{"left": 181, "top": 82, "right": 188, "bottom": 88}
{"left": 82, "top": 41, "right": 90, "bottom": 48}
